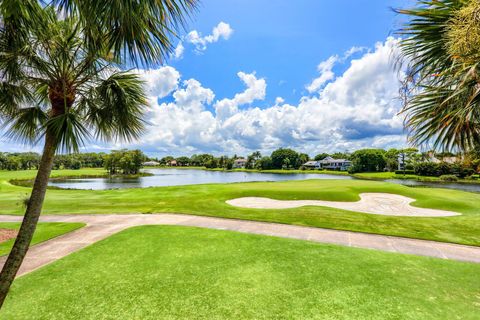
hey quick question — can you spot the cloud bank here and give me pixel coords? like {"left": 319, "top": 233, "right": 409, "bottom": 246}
{"left": 135, "top": 37, "right": 406, "bottom": 156}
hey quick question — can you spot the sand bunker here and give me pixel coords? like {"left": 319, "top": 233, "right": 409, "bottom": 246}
{"left": 226, "top": 193, "right": 459, "bottom": 217}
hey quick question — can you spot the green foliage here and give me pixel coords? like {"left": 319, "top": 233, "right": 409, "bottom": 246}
{"left": 103, "top": 149, "right": 145, "bottom": 175}
{"left": 349, "top": 149, "right": 386, "bottom": 173}
{"left": 271, "top": 148, "right": 299, "bottom": 169}
{"left": 246, "top": 151, "right": 262, "bottom": 169}
{"left": 314, "top": 153, "right": 329, "bottom": 161}
{"left": 397, "top": 0, "right": 480, "bottom": 151}
{"left": 414, "top": 161, "right": 474, "bottom": 178}
{"left": 175, "top": 156, "right": 190, "bottom": 166}
{"left": 440, "top": 174, "right": 458, "bottom": 182}
{"left": 446, "top": 0, "right": 480, "bottom": 65}
{"left": 255, "top": 156, "right": 273, "bottom": 170}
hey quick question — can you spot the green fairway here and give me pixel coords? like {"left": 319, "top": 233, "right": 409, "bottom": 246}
{"left": 1, "top": 226, "right": 478, "bottom": 319}
{"left": 0, "top": 222, "right": 85, "bottom": 256}
{"left": 1, "top": 169, "right": 480, "bottom": 245}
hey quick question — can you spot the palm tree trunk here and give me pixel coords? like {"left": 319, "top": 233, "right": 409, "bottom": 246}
{"left": 0, "top": 131, "right": 57, "bottom": 308}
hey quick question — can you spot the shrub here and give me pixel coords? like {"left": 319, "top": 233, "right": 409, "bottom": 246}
{"left": 440, "top": 175, "right": 458, "bottom": 182}
{"left": 414, "top": 162, "right": 439, "bottom": 176}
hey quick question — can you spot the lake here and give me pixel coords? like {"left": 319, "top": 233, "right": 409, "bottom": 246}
{"left": 47, "top": 168, "right": 480, "bottom": 192}
{"left": 384, "top": 179, "right": 480, "bottom": 193}
{"left": 47, "top": 168, "right": 353, "bottom": 190}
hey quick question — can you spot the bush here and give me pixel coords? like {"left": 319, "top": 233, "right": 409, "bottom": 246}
{"left": 414, "top": 162, "right": 439, "bottom": 176}
{"left": 395, "top": 170, "right": 415, "bottom": 175}
{"left": 440, "top": 175, "right": 458, "bottom": 182}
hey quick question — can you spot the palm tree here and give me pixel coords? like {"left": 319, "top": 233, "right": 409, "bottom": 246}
{"left": 397, "top": 0, "right": 480, "bottom": 151}
{"left": 0, "top": 0, "right": 196, "bottom": 307}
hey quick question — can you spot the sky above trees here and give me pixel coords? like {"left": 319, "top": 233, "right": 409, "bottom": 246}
{"left": 1, "top": 0, "right": 415, "bottom": 157}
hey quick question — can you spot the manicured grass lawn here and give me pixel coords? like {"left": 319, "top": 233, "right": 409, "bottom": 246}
{"left": 0, "top": 222, "right": 85, "bottom": 256}
{"left": 1, "top": 169, "right": 480, "bottom": 245}
{"left": 1, "top": 226, "right": 479, "bottom": 319}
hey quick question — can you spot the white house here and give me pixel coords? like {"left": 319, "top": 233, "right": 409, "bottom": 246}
{"left": 233, "top": 158, "right": 248, "bottom": 169}
{"left": 318, "top": 156, "right": 352, "bottom": 171}
{"left": 143, "top": 161, "right": 160, "bottom": 166}
{"left": 303, "top": 161, "right": 321, "bottom": 169}
{"left": 302, "top": 157, "right": 351, "bottom": 171}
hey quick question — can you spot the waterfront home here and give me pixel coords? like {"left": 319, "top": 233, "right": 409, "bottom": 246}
{"left": 143, "top": 161, "right": 160, "bottom": 166}
{"left": 319, "top": 157, "right": 352, "bottom": 171}
{"left": 302, "top": 157, "right": 352, "bottom": 171}
{"left": 233, "top": 158, "right": 248, "bottom": 169}
{"left": 303, "top": 161, "right": 321, "bottom": 169}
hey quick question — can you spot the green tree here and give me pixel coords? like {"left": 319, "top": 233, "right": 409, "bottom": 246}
{"left": 349, "top": 149, "right": 386, "bottom": 173}
{"left": 314, "top": 153, "right": 329, "bottom": 161}
{"left": 397, "top": 0, "right": 480, "bottom": 151}
{"left": 297, "top": 153, "right": 310, "bottom": 168}
{"left": 0, "top": 0, "right": 196, "bottom": 306}
{"left": 175, "top": 156, "right": 191, "bottom": 166}
{"left": 255, "top": 156, "right": 273, "bottom": 170}
{"left": 271, "top": 148, "right": 299, "bottom": 169}
{"left": 246, "top": 151, "right": 262, "bottom": 169}
{"left": 384, "top": 149, "right": 400, "bottom": 172}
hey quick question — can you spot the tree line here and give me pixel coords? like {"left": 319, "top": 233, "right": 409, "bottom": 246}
{"left": 153, "top": 147, "right": 480, "bottom": 177}
{"left": 2, "top": 147, "right": 479, "bottom": 178}
{"left": 0, "top": 150, "right": 146, "bottom": 175}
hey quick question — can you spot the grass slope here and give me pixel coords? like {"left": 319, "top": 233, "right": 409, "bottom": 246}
{"left": 1, "top": 169, "right": 480, "bottom": 245}
{"left": 2, "top": 226, "right": 479, "bottom": 319}
{"left": 0, "top": 222, "right": 85, "bottom": 256}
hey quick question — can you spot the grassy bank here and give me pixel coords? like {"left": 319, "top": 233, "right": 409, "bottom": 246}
{"left": 1, "top": 169, "right": 480, "bottom": 246}
{"left": 2, "top": 226, "right": 479, "bottom": 319}
{"left": 0, "top": 222, "right": 85, "bottom": 256}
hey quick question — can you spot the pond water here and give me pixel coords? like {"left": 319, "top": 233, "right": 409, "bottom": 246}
{"left": 384, "top": 179, "right": 480, "bottom": 193}
{"left": 47, "top": 168, "right": 353, "bottom": 190}
{"left": 47, "top": 168, "right": 480, "bottom": 192}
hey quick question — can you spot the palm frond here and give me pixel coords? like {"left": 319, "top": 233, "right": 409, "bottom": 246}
{"left": 2, "top": 106, "right": 47, "bottom": 145}
{"left": 44, "top": 111, "right": 90, "bottom": 153}
{"left": 397, "top": 0, "right": 480, "bottom": 152}
{"left": 83, "top": 71, "right": 148, "bottom": 142}
{"left": 53, "top": 0, "right": 198, "bottom": 66}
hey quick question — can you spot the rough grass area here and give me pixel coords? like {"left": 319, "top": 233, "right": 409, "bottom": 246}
{"left": 2, "top": 226, "right": 479, "bottom": 319}
{"left": 1, "top": 169, "right": 480, "bottom": 245}
{"left": 0, "top": 222, "right": 85, "bottom": 256}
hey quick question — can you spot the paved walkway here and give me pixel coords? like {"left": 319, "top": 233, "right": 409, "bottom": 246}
{"left": 0, "top": 214, "right": 479, "bottom": 277}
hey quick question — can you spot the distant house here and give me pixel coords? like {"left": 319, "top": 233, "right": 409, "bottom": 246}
{"left": 143, "top": 161, "right": 160, "bottom": 166}
{"left": 168, "top": 160, "right": 177, "bottom": 166}
{"left": 303, "top": 161, "right": 321, "bottom": 169}
{"left": 302, "top": 157, "right": 351, "bottom": 171}
{"left": 233, "top": 158, "right": 248, "bottom": 169}
{"left": 319, "top": 156, "right": 352, "bottom": 171}
{"left": 426, "top": 152, "right": 460, "bottom": 164}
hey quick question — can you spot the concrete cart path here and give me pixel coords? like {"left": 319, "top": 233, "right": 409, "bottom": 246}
{"left": 0, "top": 213, "right": 479, "bottom": 277}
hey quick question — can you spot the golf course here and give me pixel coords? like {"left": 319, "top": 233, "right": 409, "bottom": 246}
{"left": 1, "top": 169, "right": 480, "bottom": 246}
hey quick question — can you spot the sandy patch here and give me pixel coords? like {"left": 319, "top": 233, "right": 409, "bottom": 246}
{"left": 226, "top": 193, "right": 460, "bottom": 217}
{"left": 0, "top": 228, "right": 18, "bottom": 243}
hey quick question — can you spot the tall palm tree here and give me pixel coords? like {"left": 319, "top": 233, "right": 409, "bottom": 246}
{"left": 397, "top": 0, "right": 480, "bottom": 151}
{"left": 0, "top": 0, "right": 197, "bottom": 307}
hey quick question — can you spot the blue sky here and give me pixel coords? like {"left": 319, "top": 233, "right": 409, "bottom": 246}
{"left": 170, "top": 0, "right": 408, "bottom": 106}
{"left": 2, "top": 0, "right": 415, "bottom": 157}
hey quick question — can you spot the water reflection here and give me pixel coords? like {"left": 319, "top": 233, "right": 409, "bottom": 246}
{"left": 48, "top": 168, "right": 353, "bottom": 190}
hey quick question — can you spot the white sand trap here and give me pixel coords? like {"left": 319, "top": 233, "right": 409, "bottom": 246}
{"left": 226, "top": 193, "right": 460, "bottom": 217}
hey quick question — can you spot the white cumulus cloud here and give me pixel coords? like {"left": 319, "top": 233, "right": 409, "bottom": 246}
{"left": 130, "top": 37, "right": 406, "bottom": 156}
{"left": 186, "top": 22, "right": 233, "bottom": 52}
{"left": 138, "top": 66, "right": 181, "bottom": 99}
